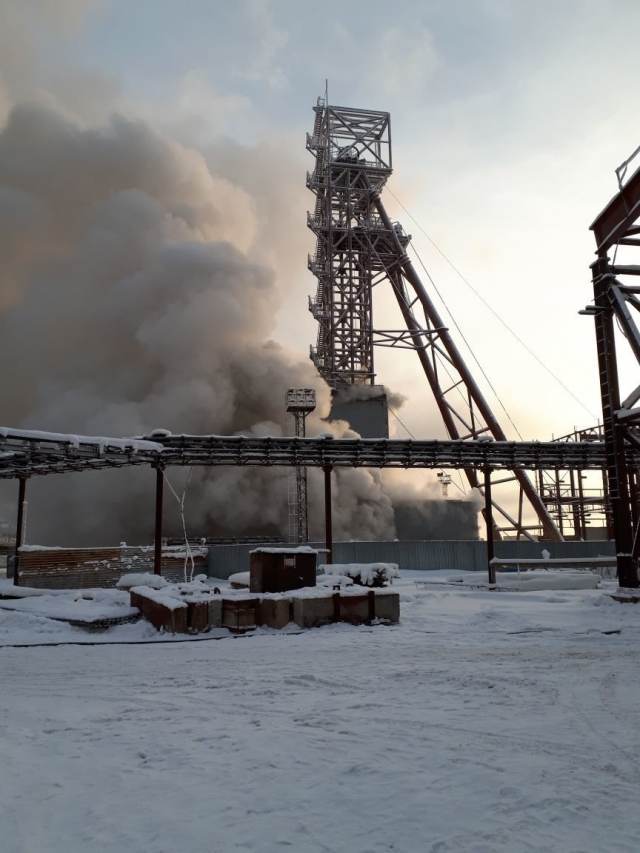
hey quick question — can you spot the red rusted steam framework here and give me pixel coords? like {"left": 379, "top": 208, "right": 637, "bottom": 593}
{"left": 585, "top": 151, "right": 640, "bottom": 587}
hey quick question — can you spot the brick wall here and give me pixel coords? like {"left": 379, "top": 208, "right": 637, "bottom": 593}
{"left": 11, "top": 546, "right": 208, "bottom": 589}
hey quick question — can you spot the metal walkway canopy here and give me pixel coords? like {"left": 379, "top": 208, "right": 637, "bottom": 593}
{"left": 0, "top": 427, "right": 626, "bottom": 479}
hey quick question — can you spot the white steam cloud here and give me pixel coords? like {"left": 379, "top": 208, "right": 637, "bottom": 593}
{"left": 0, "top": 102, "right": 398, "bottom": 544}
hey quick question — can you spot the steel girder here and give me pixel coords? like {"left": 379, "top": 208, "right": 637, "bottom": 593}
{"left": 586, "top": 148, "right": 640, "bottom": 586}
{"left": 587, "top": 165, "right": 640, "bottom": 585}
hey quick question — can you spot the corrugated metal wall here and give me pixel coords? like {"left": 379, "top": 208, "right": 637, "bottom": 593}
{"left": 208, "top": 539, "right": 616, "bottom": 579}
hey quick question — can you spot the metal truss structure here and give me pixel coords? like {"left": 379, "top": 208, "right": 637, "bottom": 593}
{"left": 307, "top": 103, "right": 396, "bottom": 386}
{"left": 286, "top": 389, "right": 316, "bottom": 543}
{"left": 0, "top": 428, "right": 625, "bottom": 479}
{"left": 0, "top": 429, "right": 163, "bottom": 477}
{"left": 583, "top": 151, "right": 640, "bottom": 586}
{"left": 306, "top": 97, "right": 560, "bottom": 541}
{"left": 537, "top": 425, "right": 611, "bottom": 540}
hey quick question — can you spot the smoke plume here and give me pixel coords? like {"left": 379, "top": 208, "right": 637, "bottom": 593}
{"left": 0, "top": 101, "right": 397, "bottom": 544}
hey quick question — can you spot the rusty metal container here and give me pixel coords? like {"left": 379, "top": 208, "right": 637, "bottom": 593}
{"left": 249, "top": 548, "right": 317, "bottom": 593}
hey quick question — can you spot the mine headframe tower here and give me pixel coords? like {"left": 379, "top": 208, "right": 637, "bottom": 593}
{"left": 306, "top": 96, "right": 561, "bottom": 541}
{"left": 583, "top": 149, "right": 640, "bottom": 587}
{"left": 307, "top": 103, "right": 397, "bottom": 386}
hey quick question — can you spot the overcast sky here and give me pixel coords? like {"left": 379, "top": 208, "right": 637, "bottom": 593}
{"left": 3, "top": 0, "right": 640, "bottom": 442}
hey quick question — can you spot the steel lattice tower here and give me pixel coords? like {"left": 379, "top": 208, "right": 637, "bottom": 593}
{"left": 307, "top": 103, "right": 405, "bottom": 387}
{"left": 306, "top": 96, "right": 560, "bottom": 541}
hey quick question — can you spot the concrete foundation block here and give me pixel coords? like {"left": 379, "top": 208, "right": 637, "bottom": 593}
{"left": 256, "top": 597, "right": 291, "bottom": 629}
{"left": 130, "top": 591, "right": 188, "bottom": 633}
{"left": 129, "top": 590, "right": 145, "bottom": 613}
{"left": 222, "top": 597, "right": 258, "bottom": 632}
{"left": 136, "top": 596, "right": 189, "bottom": 634}
{"left": 337, "top": 594, "right": 370, "bottom": 625}
{"left": 187, "top": 600, "right": 209, "bottom": 633}
{"left": 208, "top": 597, "right": 223, "bottom": 628}
{"left": 292, "top": 595, "right": 335, "bottom": 628}
{"left": 372, "top": 592, "right": 400, "bottom": 624}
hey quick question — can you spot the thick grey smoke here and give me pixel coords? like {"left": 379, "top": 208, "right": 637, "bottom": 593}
{"left": 331, "top": 383, "right": 406, "bottom": 411}
{"left": 0, "top": 102, "right": 397, "bottom": 544}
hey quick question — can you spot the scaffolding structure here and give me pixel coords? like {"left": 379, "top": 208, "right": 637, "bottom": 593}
{"left": 285, "top": 388, "right": 316, "bottom": 543}
{"left": 538, "top": 425, "right": 610, "bottom": 540}
{"left": 306, "top": 97, "right": 560, "bottom": 541}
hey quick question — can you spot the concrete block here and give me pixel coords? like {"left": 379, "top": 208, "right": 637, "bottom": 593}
{"left": 167, "top": 606, "right": 188, "bottom": 634}
{"left": 372, "top": 592, "right": 400, "bottom": 624}
{"left": 292, "top": 594, "right": 335, "bottom": 628}
{"left": 129, "top": 590, "right": 188, "bottom": 633}
{"left": 208, "top": 597, "right": 223, "bottom": 628}
{"left": 338, "top": 594, "right": 370, "bottom": 625}
{"left": 222, "top": 597, "right": 258, "bottom": 632}
{"left": 129, "top": 590, "right": 145, "bottom": 612}
{"left": 187, "top": 600, "right": 209, "bottom": 633}
{"left": 256, "top": 597, "right": 291, "bottom": 629}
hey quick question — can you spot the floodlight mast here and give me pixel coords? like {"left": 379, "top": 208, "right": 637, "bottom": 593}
{"left": 306, "top": 96, "right": 561, "bottom": 541}
{"left": 286, "top": 389, "right": 316, "bottom": 543}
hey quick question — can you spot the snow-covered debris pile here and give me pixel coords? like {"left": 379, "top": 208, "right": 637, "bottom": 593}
{"left": 129, "top": 586, "right": 188, "bottom": 611}
{"left": 0, "top": 580, "right": 68, "bottom": 600}
{"left": 317, "top": 574, "right": 354, "bottom": 588}
{"left": 494, "top": 570, "right": 599, "bottom": 592}
{"left": 116, "top": 573, "right": 168, "bottom": 590}
{"left": 430, "top": 570, "right": 600, "bottom": 592}
{"left": 0, "top": 588, "right": 138, "bottom": 626}
{"left": 322, "top": 563, "right": 400, "bottom": 587}
{"left": 132, "top": 575, "right": 215, "bottom": 604}
{"left": 130, "top": 577, "right": 400, "bottom": 634}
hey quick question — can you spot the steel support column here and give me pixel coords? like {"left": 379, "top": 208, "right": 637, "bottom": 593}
{"left": 324, "top": 464, "right": 333, "bottom": 564}
{"left": 373, "top": 196, "right": 561, "bottom": 542}
{"left": 13, "top": 476, "right": 27, "bottom": 586}
{"left": 484, "top": 467, "right": 496, "bottom": 585}
{"left": 154, "top": 467, "right": 164, "bottom": 576}
{"left": 592, "top": 259, "right": 638, "bottom": 587}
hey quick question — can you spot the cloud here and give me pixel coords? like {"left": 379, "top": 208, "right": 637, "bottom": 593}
{"left": 376, "top": 26, "right": 439, "bottom": 98}
{"left": 233, "top": 0, "right": 289, "bottom": 90}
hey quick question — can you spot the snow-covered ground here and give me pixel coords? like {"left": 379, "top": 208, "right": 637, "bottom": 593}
{"left": 1, "top": 572, "right": 640, "bottom": 852}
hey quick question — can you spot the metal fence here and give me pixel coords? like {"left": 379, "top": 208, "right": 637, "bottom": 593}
{"left": 207, "top": 539, "right": 616, "bottom": 579}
